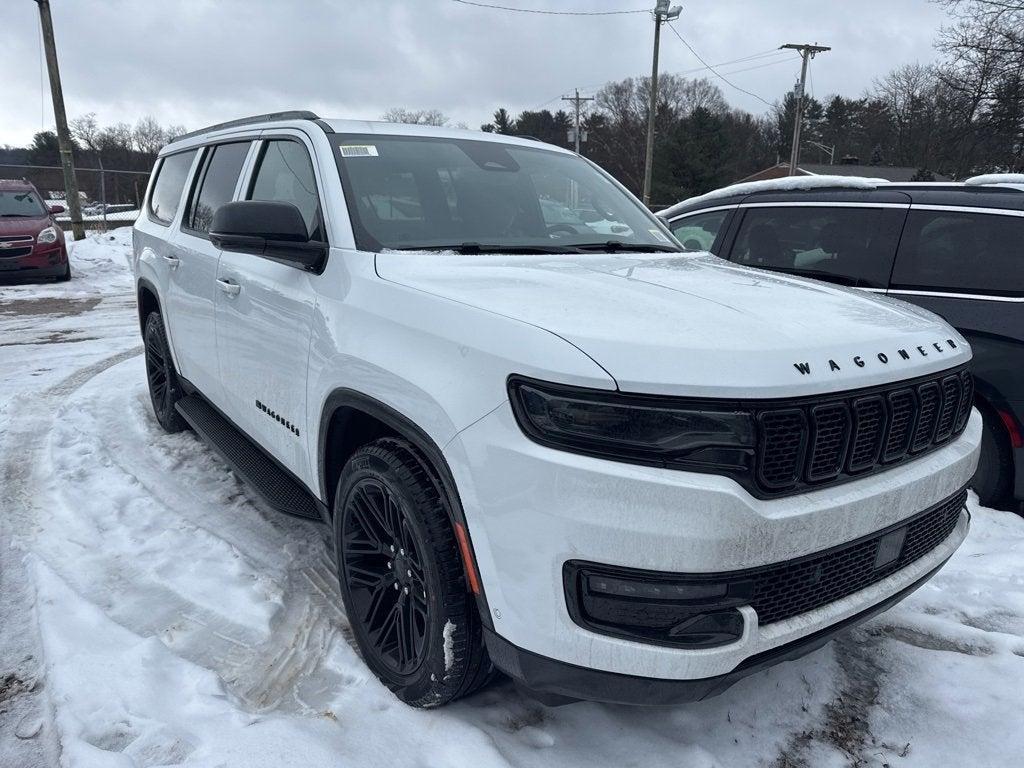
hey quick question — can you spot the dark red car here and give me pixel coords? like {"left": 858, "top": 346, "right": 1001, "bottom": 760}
{"left": 0, "top": 179, "right": 71, "bottom": 281}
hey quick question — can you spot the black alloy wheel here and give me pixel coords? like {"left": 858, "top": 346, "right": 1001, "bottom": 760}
{"left": 334, "top": 438, "right": 493, "bottom": 707}
{"left": 143, "top": 312, "right": 187, "bottom": 433}
{"left": 342, "top": 476, "right": 429, "bottom": 675}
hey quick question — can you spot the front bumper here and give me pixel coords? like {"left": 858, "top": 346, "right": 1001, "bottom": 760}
{"left": 0, "top": 243, "right": 67, "bottom": 278}
{"left": 446, "top": 403, "right": 981, "bottom": 684}
{"left": 484, "top": 546, "right": 960, "bottom": 705}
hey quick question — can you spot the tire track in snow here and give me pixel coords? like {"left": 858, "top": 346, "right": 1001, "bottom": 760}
{"left": 35, "top": 355, "right": 359, "bottom": 714}
{"left": 0, "top": 345, "right": 141, "bottom": 768}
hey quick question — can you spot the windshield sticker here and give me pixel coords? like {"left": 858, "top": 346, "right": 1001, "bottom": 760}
{"left": 339, "top": 144, "right": 379, "bottom": 158}
{"left": 648, "top": 228, "right": 670, "bottom": 242}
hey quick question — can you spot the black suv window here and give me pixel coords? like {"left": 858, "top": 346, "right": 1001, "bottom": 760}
{"left": 149, "top": 150, "right": 197, "bottom": 225}
{"left": 185, "top": 142, "right": 250, "bottom": 235}
{"left": 669, "top": 210, "right": 729, "bottom": 252}
{"left": 729, "top": 206, "right": 900, "bottom": 288}
{"left": 248, "top": 140, "right": 322, "bottom": 239}
{"left": 892, "top": 209, "right": 1024, "bottom": 297}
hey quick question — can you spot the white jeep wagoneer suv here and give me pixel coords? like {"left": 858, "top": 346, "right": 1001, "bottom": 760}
{"left": 133, "top": 111, "right": 980, "bottom": 707}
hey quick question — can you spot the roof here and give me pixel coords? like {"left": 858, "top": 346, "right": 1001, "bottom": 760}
{"left": 163, "top": 110, "right": 572, "bottom": 156}
{"left": 801, "top": 163, "right": 952, "bottom": 182}
{"left": 734, "top": 162, "right": 953, "bottom": 185}
{"left": 0, "top": 178, "right": 35, "bottom": 190}
{"left": 659, "top": 174, "right": 888, "bottom": 219}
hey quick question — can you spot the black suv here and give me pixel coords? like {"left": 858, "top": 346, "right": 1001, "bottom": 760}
{"left": 660, "top": 179, "right": 1024, "bottom": 511}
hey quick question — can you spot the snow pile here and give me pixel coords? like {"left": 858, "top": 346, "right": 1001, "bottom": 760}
{"left": 659, "top": 174, "right": 888, "bottom": 218}
{"left": 963, "top": 173, "right": 1024, "bottom": 189}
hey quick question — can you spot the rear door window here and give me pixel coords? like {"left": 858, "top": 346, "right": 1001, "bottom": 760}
{"left": 184, "top": 142, "right": 250, "bottom": 235}
{"left": 892, "top": 209, "right": 1024, "bottom": 297}
{"left": 669, "top": 210, "right": 729, "bottom": 252}
{"left": 727, "top": 206, "right": 902, "bottom": 288}
{"left": 148, "top": 150, "right": 197, "bottom": 225}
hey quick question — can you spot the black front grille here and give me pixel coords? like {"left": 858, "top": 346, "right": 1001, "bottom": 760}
{"left": 750, "top": 487, "right": 967, "bottom": 624}
{"left": 755, "top": 367, "right": 971, "bottom": 495}
{"left": 0, "top": 247, "right": 32, "bottom": 258}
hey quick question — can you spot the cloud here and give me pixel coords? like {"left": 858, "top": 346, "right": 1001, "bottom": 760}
{"left": 1, "top": 0, "right": 947, "bottom": 146}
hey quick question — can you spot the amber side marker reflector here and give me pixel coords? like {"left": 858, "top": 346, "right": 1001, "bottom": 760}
{"left": 454, "top": 522, "right": 481, "bottom": 595}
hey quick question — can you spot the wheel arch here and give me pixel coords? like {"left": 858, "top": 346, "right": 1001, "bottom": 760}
{"left": 318, "top": 388, "right": 493, "bottom": 627}
{"left": 136, "top": 277, "right": 161, "bottom": 333}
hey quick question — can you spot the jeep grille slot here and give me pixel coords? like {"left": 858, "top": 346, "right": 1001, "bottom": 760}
{"left": 755, "top": 368, "right": 972, "bottom": 496}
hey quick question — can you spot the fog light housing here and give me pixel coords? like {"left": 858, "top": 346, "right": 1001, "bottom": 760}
{"left": 565, "top": 561, "right": 751, "bottom": 649}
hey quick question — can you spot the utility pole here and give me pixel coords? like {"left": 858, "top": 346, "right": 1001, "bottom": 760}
{"left": 562, "top": 88, "right": 594, "bottom": 154}
{"left": 781, "top": 42, "right": 830, "bottom": 176}
{"left": 35, "top": 0, "right": 84, "bottom": 240}
{"left": 642, "top": 0, "right": 681, "bottom": 207}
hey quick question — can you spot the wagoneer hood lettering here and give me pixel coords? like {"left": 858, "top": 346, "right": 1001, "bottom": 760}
{"left": 377, "top": 251, "right": 972, "bottom": 398}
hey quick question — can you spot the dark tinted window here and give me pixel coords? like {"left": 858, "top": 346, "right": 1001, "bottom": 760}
{"left": 670, "top": 210, "right": 729, "bottom": 252}
{"left": 892, "top": 209, "right": 1024, "bottom": 297}
{"left": 185, "top": 142, "right": 250, "bottom": 234}
{"left": 729, "top": 206, "right": 899, "bottom": 288}
{"left": 248, "top": 140, "right": 322, "bottom": 239}
{"left": 333, "top": 135, "right": 677, "bottom": 252}
{"left": 149, "top": 150, "right": 197, "bottom": 225}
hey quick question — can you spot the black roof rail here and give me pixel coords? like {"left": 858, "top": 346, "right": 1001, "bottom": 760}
{"left": 172, "top": 110, "right": 320, "bottom": 143}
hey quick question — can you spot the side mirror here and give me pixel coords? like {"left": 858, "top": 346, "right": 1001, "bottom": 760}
{"left": 209, "top": 200, "right": 326, "bottom": 270}
{"left": 48, "top": 204, "right": 66, "bottom": 214}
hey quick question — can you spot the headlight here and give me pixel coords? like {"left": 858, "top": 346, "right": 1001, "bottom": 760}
{"left": 38, "top": 226, "right": 59, "bottom": 244}
{"left": 507, "top": 376, "right": 756, "bottom": 472}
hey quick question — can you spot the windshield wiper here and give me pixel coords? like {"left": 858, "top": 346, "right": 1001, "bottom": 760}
{"left": 759, "top": 266, "right": 861, "bottom": 287}
{"left": 566, "top": 240, "right": 681, "bottom": 253}
{"left": 0, "top": 213, "right": 33, "bottom": 218}
{"left": 392, "top": 242, "right": 582, "bottom": 255}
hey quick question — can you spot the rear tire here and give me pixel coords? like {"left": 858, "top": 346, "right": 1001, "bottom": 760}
{"left": 333, "top": 438, "right": 493, "bottom": 707}
{"left": 973, "top": 408, "right": 1013, "bottom": 510}
{"left": 143, "top": 311, "right": 187, "bottom": 433}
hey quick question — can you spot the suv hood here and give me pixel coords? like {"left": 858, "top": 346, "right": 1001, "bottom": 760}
{"left": 0, "top": 214, "right": 49, "bottom": 237}
{"left": 376, "top": 251, "right": 971, "bottom": 398}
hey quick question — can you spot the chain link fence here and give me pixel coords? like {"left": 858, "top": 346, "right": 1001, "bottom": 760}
{"left": 1, "top": 163, "right": 150, "bottom": 231}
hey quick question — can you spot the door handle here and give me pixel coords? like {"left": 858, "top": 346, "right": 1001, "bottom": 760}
{"left": 162, "top": 254, "right": 180, "bottom": 269}
{"left": 216, "top": 278, "right": 241, "bottom": 297}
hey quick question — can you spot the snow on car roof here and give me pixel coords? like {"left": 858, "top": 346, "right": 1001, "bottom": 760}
{"left": 659, "top": 174, "right": 889, "bottom": 219}
{"left": 963, "top": 173, "right": 1024, "bottom": 191}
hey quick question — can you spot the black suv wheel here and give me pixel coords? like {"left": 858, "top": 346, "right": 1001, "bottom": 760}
{"left": 974, "top": 408, "right": 1013, "bottom": 510}
{"left": 333, "top": 438, "right": 492, "bottom": 707}
{"left": 143, "top": 311, "right": 187, "bottom": 433}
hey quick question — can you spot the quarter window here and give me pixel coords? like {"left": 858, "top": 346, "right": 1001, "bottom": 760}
{"left": 185, "top": 142, "right": 250, "bottom": 235}
{"left": 892, "top": 209, "right": 1024, "bottom": 297}
{"left": 729, "top": 206, "right": 899, "bottom": 288}
{"left": 670, "top": 210, "right": 729, "bottom": 253}
{"left": 248, "top": 140, "right": 322, "bottom": 239}
{"left": 148, "top": 150, "right": 197, "bottom": 225}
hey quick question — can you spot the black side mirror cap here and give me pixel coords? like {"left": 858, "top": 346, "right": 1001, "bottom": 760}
{"left": 210, "top": 200, "right": 326, "bottom": 271}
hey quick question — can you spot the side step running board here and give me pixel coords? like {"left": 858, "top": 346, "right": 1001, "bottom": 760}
{"left": 176, "top": 395, "right": 323, "bottom": 521}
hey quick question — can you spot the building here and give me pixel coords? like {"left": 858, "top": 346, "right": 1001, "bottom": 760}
{"left": 736, "top": 161, "right": 953, "bottom": 184}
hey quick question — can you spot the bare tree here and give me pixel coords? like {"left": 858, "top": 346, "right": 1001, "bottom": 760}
{"left": 133, "top": 115, "right": 167, "bottom": 155}
{"left": 381, "top": 108, "right": 449, "bottom": 126}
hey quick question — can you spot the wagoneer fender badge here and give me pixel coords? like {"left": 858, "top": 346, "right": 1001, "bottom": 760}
{"left": 793, "top": 338, "right": 960, "bottom": 375}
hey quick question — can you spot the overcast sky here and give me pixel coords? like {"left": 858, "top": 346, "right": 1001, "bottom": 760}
{"left": 2, "top": 0, "right": 949, "bottom": 147}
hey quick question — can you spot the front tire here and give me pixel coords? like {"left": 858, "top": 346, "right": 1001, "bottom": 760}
{"left": 974, "top": 408, "right": 1013, "bottom": 510}
{"left": 143, "top": 311, "right": 187, "bottom": 433}
{"left": 333, "top": 438, "right": 492, "bottom": 707}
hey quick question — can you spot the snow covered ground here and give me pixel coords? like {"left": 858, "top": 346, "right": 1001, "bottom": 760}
{"left": 1, "top": 229, "right": 1023, "bottom": 768}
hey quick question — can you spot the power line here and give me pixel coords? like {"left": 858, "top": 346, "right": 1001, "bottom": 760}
{"left": 680, "top": 52, "right": 798, "bottom": 78}
{"left": 449, "top": 0, "right": 647, "bottom": 15}
{"left": 666, "top": 23, "right": 774, "bottom": 108}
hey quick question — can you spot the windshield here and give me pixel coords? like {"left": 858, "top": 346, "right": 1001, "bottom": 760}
{"left": 0, "top": 190, "right": 46, "bottom": 217}
{"left": 332, "top": 134, "right": 680, "bottom": 253}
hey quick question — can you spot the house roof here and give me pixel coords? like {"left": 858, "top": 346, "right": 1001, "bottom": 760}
{"left": 734, "top": 163, "right": 953, "bottom": 185}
